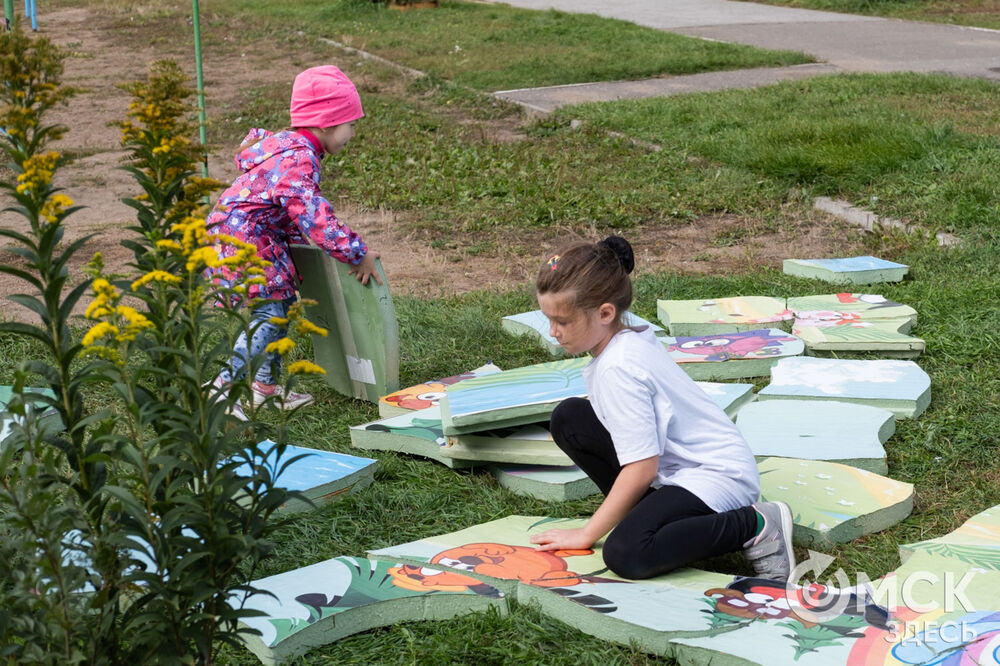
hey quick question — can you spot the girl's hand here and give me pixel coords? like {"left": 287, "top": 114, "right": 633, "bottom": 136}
{"left": 529, "top": 527, "right": 595, "bottom": 552}
{"left": 349, "top": 251, "right": 383, "bottom": 286}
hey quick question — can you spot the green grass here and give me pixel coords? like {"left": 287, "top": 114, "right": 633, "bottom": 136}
{"left": 562, "top": 73, "right": 1000, "bottom": 236}
{"left": 733, "top": 0, "right": 1000, "bottom": 30}
{"left": 210, "top": 77, "right": 793, "bottom": 236}
{"left": 206, "top": 0, "right": 812, "bottom": 91}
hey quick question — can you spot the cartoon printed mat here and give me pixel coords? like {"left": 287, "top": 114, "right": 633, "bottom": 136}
{"left": 349, "top": 405, "right": 476, "bottom": 469}
{"left": 736, "top": 400, "right": 895, "bottom": 474}
{"left": 234, "top": 556, "right": 505, "bottom": 665}
{"left": 788, "top": 294, "right": 917, "bottom": 326}
{"left": 662, "top": 329, "right": 803, "bottom": 381}
{"left": 368, "top": 515, "right": 1000, "bottom": 666}
{"left": 656, "top": 296, "right": 793, "bottom": 336}
{"left": 900, "top": 503, "right": 1000, "bottom": 571}
{"left": 758, "top": 458, "right": 914, "bottom": 547}
{"left": 378, "top": 363, "right": 502, "bottom": 418}
{"left": 758, "top": 357, "right": 931, "bottom": 419}
{"left": 232, "top": 441, "right": 376, "bottom": 514}
{"left": 440, "top": 357, "right": 590, "bottom": 435}
{"left": 788, "top": 293, "right": 922, "bottom": 357}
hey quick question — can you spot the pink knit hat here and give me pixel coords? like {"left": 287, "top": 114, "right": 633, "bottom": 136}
{"left": 289, "top": 66, "right": 364, "bottom": 128}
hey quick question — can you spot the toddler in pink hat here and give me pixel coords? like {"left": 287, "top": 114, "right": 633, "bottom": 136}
{"left": 205, "top": 64, "right": 380, "bottom": 418}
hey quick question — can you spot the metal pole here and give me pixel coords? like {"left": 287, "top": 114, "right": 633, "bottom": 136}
{"left": 191, "top": 0, "right": 209, "bottom": 180}
{"left": 4, "top": 0, "right": 14, "bottom": 32}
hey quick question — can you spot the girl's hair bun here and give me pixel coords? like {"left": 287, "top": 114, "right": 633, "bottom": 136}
{"left": 599, "top": 236, "right": 634, "bottom": 274}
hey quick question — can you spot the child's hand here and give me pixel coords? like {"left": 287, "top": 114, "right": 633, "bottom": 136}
{"left": 529, "top": 527, "right": 595, "bottom": 552}
{"left": 349, "top": 251, "right": 383, "bottom": 286}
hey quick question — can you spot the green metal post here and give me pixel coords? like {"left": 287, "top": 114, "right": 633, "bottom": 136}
{"left": 4, "top": 0, "right": 14, "bottom": 31}
{"left": 191, "top": 0, "right": 209, "bottom": 180}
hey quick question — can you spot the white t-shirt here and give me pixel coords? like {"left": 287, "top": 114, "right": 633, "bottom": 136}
{"left": 582, "top": 326, "right": 760, "bottom": 513}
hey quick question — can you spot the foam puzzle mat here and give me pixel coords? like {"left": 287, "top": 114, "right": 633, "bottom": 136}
{"left": 232, "top": 441, "right": 376, "bottom": 514}
{"left": 289, "top": 246, "right": 399, "bottom": 402}
{"left": 758, "top": 457, "right": 913, "bottom": 547}
{"left": 789, "top": 293, "right": 923, "bottom": 358}
{"left": 440, "top": 357, "right": 589, "bottom": 435}
{"left": 663, "top": 329, "right": 803, "bottom": 380}
{"left": 367, "top": 515, "right": 1000, "bottom": 666}
{"left": 489, "top": 464, "right": 599, "bottom": 502}
{"left": 899, "top": 503, "right": 1000, "bottom": 571}
{"left": 736, "top": 400, "right": 894, "bottom": 473}
{"left": 442, "top": 424, "right": 570, "bottom": 466}
{"left": 758, "top": 357, "right": 931, "bottom": 419}
{"left": 656, "top": 296, "right": 793, "bottom": 336}
{"left": 783, "top": 256, "right": 909, "bottom": 285}
{"left": 378, "top": 363, "right": 501, "bottom": 418}
{"left": 234, "top": 556, "right": 505, "bottom": 665}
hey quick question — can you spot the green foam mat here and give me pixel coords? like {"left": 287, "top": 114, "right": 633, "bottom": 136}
{"left": 440, "top": 357, "right": 589, "bottom": 436}
{"left": 783, "top": 256, "right": 908, "bottom": 285}
{"left": 656, "top": 296, "right": 792, "bottom": 336}
{"left": 758, "top": 357, "right": 930, "bottom": 419}
{"left": 758, "top": 457, "right": 913, "bottom": 548}
{"left": 502, "top": 309, "right": 664, "bottom": 356}
{"left": 349, "top": 405, "right": 476, "bottom": 469}
{"left": 736, "top": 400, "right": 894, "bottom": 474}
{"left": 289, "top": 245, "right": 399, "bottom": 402}
{"left": 663, "top": 329, "right": 803, "bottom": 380}
{"left": 489, "top": 464, "right": 599, "bottom": 502}
{"left": 234, "top": 556, "right": 505, "bottom": 665}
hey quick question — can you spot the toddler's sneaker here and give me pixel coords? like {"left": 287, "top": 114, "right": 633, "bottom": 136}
{"left": 251, "top": 381, "right": 314, "bottom": 410}
{"left": 742, "top": 501, "right": 796, "bottom": 583}
{"left": 207, "top": 376, "right": 249, "bottom": 422}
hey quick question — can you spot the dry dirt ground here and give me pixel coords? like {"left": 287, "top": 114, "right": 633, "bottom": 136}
{"left": 0, "top": 4, "right": 869, "bottom": 324}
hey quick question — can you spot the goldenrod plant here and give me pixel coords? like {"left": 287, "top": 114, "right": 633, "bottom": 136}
{"left": 0, "top": 27, "right": 302, "bottom": 664}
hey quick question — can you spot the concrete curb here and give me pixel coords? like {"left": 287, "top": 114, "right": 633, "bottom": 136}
{"left": 813, "top": 197, "right": 961, "bottom": 247}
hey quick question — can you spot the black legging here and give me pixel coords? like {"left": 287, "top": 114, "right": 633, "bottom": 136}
{"left": 550, "top": 397, "right": 758, "bottom": 580}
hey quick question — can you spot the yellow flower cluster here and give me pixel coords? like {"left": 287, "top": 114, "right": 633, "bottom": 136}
{"left": 39, "top": 193, "right": 74, "bottom": 224}
{"left": 288, "top": 360, "right": 326, "bottom": 376}
{"left": 84, "top": 278, "right": 120, "bottom": 319}
{"left": 264, "top": 337, "right": 295, "bottom": 355}
{"left": 0, "top": 104, "right": 37, "bottom": 139}
{"left": 15, "top": 151, "right": 60, "bottom": 195}
{"left": 82, "top": 321, "right": 119, "bottom": 347}
{"left": 115, "top": 305, "right": 154, "bottom": 341}
{"left": 287, "top": 300, "right": 328, "bottom": 338}
{"left": 131, "top": 269, "right": 182, "bottom": 291}
{"left": 81, "top": 276, "right": 155, "bottom": 361}
{"left": 151, "top": 135, "right": 191, "bottom": 156}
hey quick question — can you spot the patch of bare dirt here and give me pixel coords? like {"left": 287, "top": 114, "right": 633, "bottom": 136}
{"left": 0, "top": 4, "right": 866, "bottom": 325}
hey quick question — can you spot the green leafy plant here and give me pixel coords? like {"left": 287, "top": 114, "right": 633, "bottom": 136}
{"left": 0, "top": 27, "right": 308, "bottom": 664}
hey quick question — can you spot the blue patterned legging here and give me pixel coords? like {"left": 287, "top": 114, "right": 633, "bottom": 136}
{"left": 218, "top": 296, "right": 297, "bottom": 385}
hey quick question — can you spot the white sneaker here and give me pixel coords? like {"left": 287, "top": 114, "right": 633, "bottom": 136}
{"left": 251, "top": 382, "right": 314, "bottom": 410}
{"left": 207, "top": 376, "right": 249, "bottom": 422}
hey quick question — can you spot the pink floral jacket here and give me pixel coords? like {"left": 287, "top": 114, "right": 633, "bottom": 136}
{"left": 205, "top": 128, "right": 366, "bottom": 301}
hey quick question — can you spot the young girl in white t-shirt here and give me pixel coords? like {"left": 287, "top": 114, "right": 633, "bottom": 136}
{"left": 529, "top": 236, "right": 796, "bottom": 582}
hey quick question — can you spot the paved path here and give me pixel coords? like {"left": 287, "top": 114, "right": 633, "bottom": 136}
{"left": 485, "top": 0, "right": 1000, "bottom": 111}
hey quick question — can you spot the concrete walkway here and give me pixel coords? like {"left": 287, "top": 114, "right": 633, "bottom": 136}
{"left": 485, "top": 0, "right": 1000, "bottom": 111}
